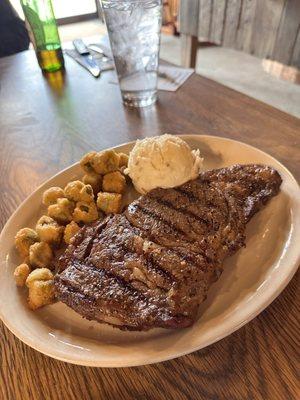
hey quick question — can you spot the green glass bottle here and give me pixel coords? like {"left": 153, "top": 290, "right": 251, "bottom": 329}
{"left": 20, "top": 0, "right": 64, "bottom": 72}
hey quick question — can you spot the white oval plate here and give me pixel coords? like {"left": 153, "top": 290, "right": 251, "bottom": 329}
{"left": 0, "top": 135, "right": 299, "bottom": 367}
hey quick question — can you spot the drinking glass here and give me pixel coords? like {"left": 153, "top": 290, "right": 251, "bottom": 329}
{"left": 101, "top": 0, "right": 162, "bottom": 107}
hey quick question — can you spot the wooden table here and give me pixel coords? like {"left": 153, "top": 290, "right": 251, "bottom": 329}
{"left": 0, "top": 50, "right": 299, "bottom": 400}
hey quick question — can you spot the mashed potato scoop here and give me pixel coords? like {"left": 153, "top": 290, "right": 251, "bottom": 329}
{"left": 126, "top": 134, "right": 203, "bottom": 194}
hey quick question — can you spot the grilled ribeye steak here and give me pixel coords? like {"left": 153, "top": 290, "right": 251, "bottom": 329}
{"left": 55, "top": 164, "right": 282, "bottom": 330}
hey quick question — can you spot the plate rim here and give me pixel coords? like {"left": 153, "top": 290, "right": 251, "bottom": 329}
{"left": 0, "top": 134, "right": 299, "bottom": 367}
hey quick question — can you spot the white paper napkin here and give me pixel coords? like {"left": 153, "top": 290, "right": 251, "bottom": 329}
{"left": 109, "top": 65, "right": 194, "bottom": 91}
{"left": 157, "top": 65, "right": 194, "bottom": 91}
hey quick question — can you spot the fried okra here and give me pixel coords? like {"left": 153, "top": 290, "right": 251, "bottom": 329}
{"left": 26, "top": 268, "right": 55, "bottom": 310}
{"left": 29, "top": 242, "right": 53, "bottom": 269}
{"left": 47, "top": 198, "right": 75, "bottom": 224}
{"left": 82, "top": 172, "right": 102, "bottom": 194}
{"left": 15, "top": 228, "right": 39, "bottom": 258}
{"left": 27, "top": 280, "right": 55, "bottom": 310}
{"left": 80, "top": 151, "right": 97, "bottom": 173}
{"left": 64, "top": 221, "right": 80, "bottom": 244}
{"left": 91, "top": 150, "right": 119, "bottom": 175}
{"left": 14, "top": 263, "right": 31, "bottom": 287}
{"left": 73, "top": 201, "right": 98, "bottom": 223}
{"left": 42, "top": 187, "right": 65, "bottom": 206}
{"left": 118, "top": 153, "right": 129, "bottom": 168}
{"left": 64, "top": 180, "right": 94, "bottom": 203}
{"left": 102, "top": 171, "right": 126, "bottom": 194}
{"left": 36, "top": 215, "right": 63, "bottom": 244}
{"left": 26, "top": 267, "right": 54, "bottom": 284}
{"left": 97, "top": 192, "right": 122, "bottom": 214}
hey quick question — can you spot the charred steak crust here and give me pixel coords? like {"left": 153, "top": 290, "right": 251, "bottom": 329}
{"left": 55, "top": 164, "right": 282, "bottom": 330}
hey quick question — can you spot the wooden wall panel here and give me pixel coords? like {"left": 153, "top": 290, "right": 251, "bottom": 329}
{"left": 223, "top": 0, "right": 242, "bottom": 47}
{"left": 198, "top": 0, "right": 213, "bottom": 41}
{"left": 210, "top": 0, "right": 227, "bottom": 45}
{"left": 179, "top": 0, "right": 199, "bottom": 36}
{"left": 272, "top": 0, "right": 300, "bottom": 65}
{"left": 236, "top": 0, "right": 257, "bottom": 53}
{"left": 178, "top": 0, "right": 300, "bottom": 67}
{"left": 291, "top": 27, "right": 300, "bottom": 68}
{"left": 250, "top": 0, "right": 285, "bottom": 58}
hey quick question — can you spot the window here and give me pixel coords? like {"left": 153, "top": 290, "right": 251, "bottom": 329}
{"left": 10, "top": 0, "right": 98, "bottom": 22}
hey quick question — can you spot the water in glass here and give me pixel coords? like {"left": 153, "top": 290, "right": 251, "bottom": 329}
{"left": 101, "top": 0, "right": 162, "bottom": 107}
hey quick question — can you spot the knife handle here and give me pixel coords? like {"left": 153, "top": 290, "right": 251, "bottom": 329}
{"left": 73, "top": 39, "right": 89, "bottom": 55}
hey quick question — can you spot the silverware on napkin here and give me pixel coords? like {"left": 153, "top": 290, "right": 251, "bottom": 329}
{"left": 72, "top": 39, "right": 101, "bottom": 78}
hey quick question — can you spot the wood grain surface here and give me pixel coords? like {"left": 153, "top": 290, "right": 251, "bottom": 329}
{"left": 0, "top": 50, "right": 299, "bottom": 400}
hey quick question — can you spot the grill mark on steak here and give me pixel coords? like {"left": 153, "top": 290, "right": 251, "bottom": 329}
{"left": 174, "top": 185, "right": 217, "bottom": 210}
{"left": 129, "top": 203, "right": 190, "bottom": 239}
{"left": 87, "top": 219, "right": 176, "bottom": 291}
{"left": 178, "top": 181, "right": 231, "bottom": 216}
{"left": 119, "top": 222, "right": 212, "bottom": 278}
{"left": 87, "top": 242, "right": 171, "bottom": 295}
{"left": 81, "top": 219, "right": 111, "bottom": 260}
{"left": 127, "top": 196, "right": 232, "bottom": 262}
{"left": 89, "top": 216, "right": 208, "bottom": 293}
{"left": 97, "top": 231, "right": 199, "bottom": 295}
{"left": 58, "top": 261, "right": 191, "bottom": 328}
{"left": 149, "top": 196, "right": 210, "bottom": 228}
{"left": 173, "top": 185, "right": 232, "bottom": 233}
{"left": 123, "top": 213, "right": 214, "bottom": 267}
{"left": 120, "top": 240, "right": 175, "bottom": 283}
{"left": 60, "top": 260, "right": 152, "bottom": 304}
{"left": 133, "top": 202, "right": 185, "bottom": 231}
{"left": 55, "top": 164, "right": 282, "bottom": 331}
{"left": 149, "top": 188, "right": 210, "bottom": 226}
{"left": 127, "top": 203, "right": 214, "bottom": 260}
{"left": 58, "top": 273, "right": 193, "bottom": 330}
{"left": 114, "top": 223, "right": 177, "bottom": 282}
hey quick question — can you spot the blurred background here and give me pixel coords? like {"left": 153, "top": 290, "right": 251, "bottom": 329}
{"left": 8, "top": 0, "right": 300, "bottom": 117}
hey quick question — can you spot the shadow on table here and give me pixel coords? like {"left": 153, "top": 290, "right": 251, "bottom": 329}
{"left": 43, "top": 69, "right": 67, "bottom": 97}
